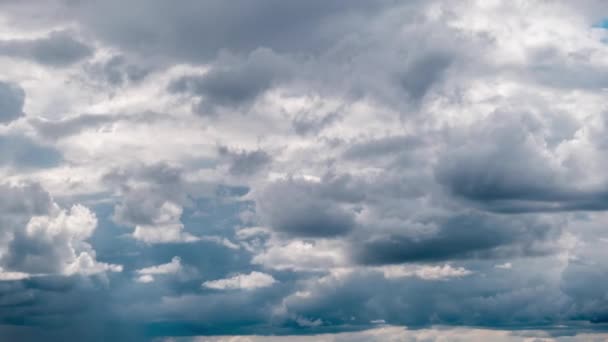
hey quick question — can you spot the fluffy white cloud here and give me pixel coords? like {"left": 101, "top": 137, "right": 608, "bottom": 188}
{"left": 0, "top": 183, "right": 121, "bottom": 276}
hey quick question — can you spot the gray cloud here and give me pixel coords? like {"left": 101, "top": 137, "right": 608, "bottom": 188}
{"left": 353, "top": 212, "right": 559, "bottom": 265}
{"left": 292, "top": 111, "right": 341, "bottom": 136}
{"left": 0, "top": 134, "right": 62, "bottom": 169}
{"left": 435, "top": 112, "right": 608, "bottom": 213}
{"left": 218, "top": 146, "right": 272, "bottom": 176}
{"left": 30, "top": 112, "right": 168, "bottom": 140}
{"left": 0, "top": 30, "right": 93, "bottom": 67}
{"left": 0, "top": 1, "right": 607, "bottom": 340}
{"left": 63, "top": 0, "right": 390, "bottom": 62}
{"left": 84, "top": 55, "right": 150, "bottom": 86}
{"left": 0, "top": 81, "right": 25, "bottom": 124}
{"left": 256, "top": 177, "right": 358, "bottom": 237}
{"left": 398, "top": 50, "right": 453, "bottom": 102}
{"left": 169, "top": 48, "right": 292, "bottom": 114}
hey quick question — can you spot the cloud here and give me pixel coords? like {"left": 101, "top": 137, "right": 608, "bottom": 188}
{"left": 105, "top": 163, "right": 201, "bottom": 243}
{"left": 169, "top": 48, "right": 292, "bottom": 114}
{"left": 218, "top": 146, "right": 272, "bottom": 176}
{"left": 190, "top": 326, "right": 608, "bottom": 342}
{"left": 435, "top": 112, "right": 608, "bottom": 213}
{"left": 61, "top": 0, "right": 388, "bottom": 62}
{"left": 202, "top": 271, "right": 276, "bottom": 290}
{"left": 495, "top": 262, "right": 513, "bottom": 270}
{"left": 30, "top": 112, "right": 169, "bottom": 140}
{"left": 0, "top": 134, "right": 62, "bottom": 168}
{"left": 0, "top": 81, "right": 25, "bottom": 124}
{"left": 255, "top": 177, "right": 358, "bottom": 237}
{"left": 131, "top": 201, "right": 199, "bottom": 244}
{"left": 84, "top": 55, "right": 150, "bottom": 86}
{"left": 252, "top": 239, "right": 347, "bottom": 272}
{"left": 0, "top": 30, "right": 93, "bottom": 67}
{"left": 379, "top": 264, "right": 473, "bottom": 281}
{"left": 353, "top": 213, "right": 560, "bottom": 264}
{"left": 0, "top": 1, "right": 608, "bottom": 340}
{"left": 0, "top": 183, "right": 121, "bottom": 276}
{"left": 135, "top": 256, "right": 182, "bottom": 283}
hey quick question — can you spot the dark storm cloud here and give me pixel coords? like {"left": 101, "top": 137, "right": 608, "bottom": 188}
{"left": 0, "top": 81, "right": 25, "bottom": 124}
{"left": 0, "top": 134, "right": 62, "bottom": 169}
{"left": 0, "top": 30, "right": 93, "bottom": 67}
{"left": 353, "top": 212, "right": 559, "bottom": 265}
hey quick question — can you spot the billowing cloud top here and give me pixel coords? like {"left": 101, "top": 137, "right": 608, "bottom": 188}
{"left": 0, "top": 1, "right": 608, "bottom": 341}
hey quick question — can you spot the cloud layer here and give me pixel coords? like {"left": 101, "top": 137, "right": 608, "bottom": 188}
{"left": 0, "top": 1, "right": 607, "bottom": 341}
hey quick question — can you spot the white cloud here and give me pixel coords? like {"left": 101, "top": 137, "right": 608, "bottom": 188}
{"left": 136, "top": 274, "right": 155, "bottom": 283}
{"left": 252, "top": 239, "right": 347, "bottom": 272}
{"left": 380, "top": 264, "right": 473, "bottom": 280}
{"left": 134, "top": 256, "right": 182, "bottom": 283}
{"left": 0, "top": 268, "right": 29, "bottom": 281}
{"left": 21, "top": 203, "right": 122, "bottom": 276}
{"left": 202, "top": 271, "right": 276, "bottom": 290}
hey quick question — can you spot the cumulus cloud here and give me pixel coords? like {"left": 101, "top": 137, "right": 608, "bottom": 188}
{"left": 0, "top": 183, "right": 121, "bottom": 276}
{"left": 0, "top": 1, "right": 607, "bottom": 340}
{"left": 131, "top": 201, "right": 199, "bottom": 244}
{"left": 105, "top": 163, "right": 201, "bottom": 243}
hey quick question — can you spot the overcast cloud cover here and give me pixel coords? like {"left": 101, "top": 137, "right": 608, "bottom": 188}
{"left": 1, "top": 1, "right": 608, "bottom": 341}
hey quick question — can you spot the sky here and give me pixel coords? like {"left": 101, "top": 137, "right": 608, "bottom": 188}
{"left": 0, "top": 1, "right": 608, "bottom": 341}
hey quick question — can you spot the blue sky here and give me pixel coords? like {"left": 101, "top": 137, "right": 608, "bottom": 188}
{"left": 0, "top": 1, "right": 607, "bottom": 341}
